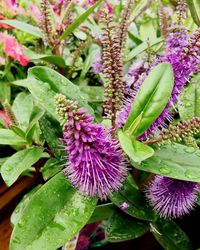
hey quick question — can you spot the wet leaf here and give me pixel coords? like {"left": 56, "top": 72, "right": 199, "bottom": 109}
{"left": 105, "top": 211, "right": 149, "bottom": 242}
{"left": 10, "top": 172, "right": 97, "bottom": 250}
{"left": 1, "top": 147, "right": 43, "bottom": 186}
{"left": 110, "top": 177, "right": 156, "bottom": 221}
{"left": 124, "top": 63, "right": 174, "bottom": 138}
{"left": 133, "top": 143, "right": 200, "bottom": 182}
{"left": 151, "top": 218, "right": 192, "bottom": 250}
{"left": 118, "top": 130, "right": 154, "bottom": 162}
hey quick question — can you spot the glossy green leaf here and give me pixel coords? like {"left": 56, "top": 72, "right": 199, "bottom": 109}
{"left": 39, "top": 114, "right": 65, "bottom": 159}
{"left": 118, "top": 130, "right": 154, "bottom": 162}
{"left": 106, "top": 211, "right": 149, "bottom": 242}
{"left": 133, "top": 143, "right": 200, "bottom": 182}
{"left": 124, "top": 63, "right": 174, "bottom": 137}
{"left": 88, "top": 203, "right": 116, "bottom": 223}
{"left": 11, "top": 186, "right": 41, "bottom": 227}
{"left": 28, "top": 66, "right": 93, "bottom": 114}
{"left": 124, "top": 38, "right": 163, "bottom": 62}
{"left": 41, "top": 158, "right": 63, "bottom": 181}
{"left": 24, "top": 47, "right": 66, "bottom": 68}
{"left": 110, "top": 178, "right": 156, "bottom": 221}
{"left": 0, "top": 20, "right": 43, "bottom": 38}
{"left": 10, "top": 172, "right": 97, "bottom": 250}
{"left": 0, "top": 129, "right": 26, "bottom": 145}
{"left": 58, "top": 0, "right": 103, "bottom": 41}
{"left": 22, "top": 78, "right": 59, "bottom": 120}
{"left": 178, "top": 76, "right": 200, "bottom": 120}
{"left": 1, "top": 147, "right": 43, "bottom": 186}
{"left": 187, "top": 0, "right": 200, "bottom": 26}
{"left": 12, "top": 93, "right": 33, "bottom": 130}
{"left": 25, "top": 106, "right": 45, "bottom": 141}
{"left": 151, "top": 218, "right": 192, "bottom": 250}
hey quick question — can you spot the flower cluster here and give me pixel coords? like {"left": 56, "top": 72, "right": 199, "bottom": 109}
{"left": 117, "top": 28, "right": 200, "bottom": 138}
{"left": 146, "top": 176, "right": 199, "bottom": 218}
{"left": 55, "top": 94, "right": 127, "bottom": 200}
{"left": 0, "top": 32, "right": 29, "bottom": 66}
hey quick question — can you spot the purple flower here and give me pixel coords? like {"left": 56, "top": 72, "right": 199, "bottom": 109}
{"left": 117, "top": 30, "right": 200, "bottom": 138}
{"left": 62, "top": 100, "right": 127, "bottom": 200}
{"left": 91, "top": 52, "right": 103, "bottom": 74}
{"left": 146, "top": 176, "right": 199, "bottom": 218}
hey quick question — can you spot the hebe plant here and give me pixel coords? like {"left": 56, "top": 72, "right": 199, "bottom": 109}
{"left": 0, "top": 0, "right": 200, "bottom": 249}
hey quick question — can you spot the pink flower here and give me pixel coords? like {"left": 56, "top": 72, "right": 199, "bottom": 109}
{"left": 3, "top": 0, "right": 26, "bottom": 16}
{"left": 0, "top": 33, "right": 29, "bottom": 66}
{"left": 29, "top": 3, "right": 41, "bottom": 21}
{"left": 0, "top": 110, "right": 11, "bottom": 128}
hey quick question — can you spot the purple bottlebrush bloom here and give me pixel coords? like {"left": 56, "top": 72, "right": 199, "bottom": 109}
{"left": 62, "top": 100, "right": 127, "bottom": 200}
{"left": 117, "top": 29, "right": 200, "bottom": 138}
{"left": 91, "top": 52, "right": 103, "bottom": 74}
{"left": 146, "top": 176, "right": 199, "bottom": 218}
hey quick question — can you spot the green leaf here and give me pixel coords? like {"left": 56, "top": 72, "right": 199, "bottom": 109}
{"left": 118, "top": 130, "right": 154, "bottom": 162}
{"left": 20, "top": 78, "right": 59, "bottom": 120}
{"left": 0, "top": 20, "right": 43, "bottom": 38}
{"left": 178, "top": 76, "right": 200, "bottom": 120}
{"left": 12, "top": 93, "right": 33, "bottom": 130}
{"left": 58, "top": 0, "right": 103, "bottom": 41}
{"left": 151, "top": 218, "right": 192, "bottom": 250}
{"left": 105, "top": 211, "right": 149, "bottom": 242}
{"left": 124, "top": 63, "right": 174, "bottom": 137}
{"left": 187, "top": 0, "right": 200, "bottom": 26}
{"left": 10, "top": 125, "right": 26, "bottom": 138}
{"left": 110, "top": 178, "right": 156, "bottom": 221}
{"left": 0, "top": 81, "right": 11, "bottom": 102}
{"left": 79, "top": 86, "right": 104, "bottom": 102}
{"left": 24, "top": 47, "right": 66, "bottom": 68}
{"left": 10, "top": 172, "right": 97, "bottom": 250}
{"left": 88, "top": 203, "right": 116, "bottom": 223}
{"left": 41, "top": 158, "right": 63, "bottom": 181}
{"left": 124, "top": 37, "right": 163, "bottom": 62}
{"left": 39, "top": 114, "right": 65, "bottom": 159}
{"left": 28, "top": 66, "right": 93, "bottom": 114}
{"left": 0, "top": 129, "right": 26, "bottom": 145}
{"left": 133, "top": 143, "right": 200, "bottom": 182}
{"left": 11, "top": 186, "right": 41, "bottom": 227}
{"left": 25, "top": 106, "right": 45, "bottom": 141}
{"left": 1, "top": 147, "right": 43, "bottom": 186}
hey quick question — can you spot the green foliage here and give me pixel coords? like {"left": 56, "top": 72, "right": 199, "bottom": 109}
{"left": 105, "top": 211, "right": 149, "bottom": 242}
{"left": 58, "top": 0, "right": 103, "bottom": 41}
{"left": 10, "top": 173, "right": 97, "bottom": 250}
{"left": 124, "top": 63, "right": 174, "bottom": 137}
{"left": 133, "top": 143, "right": 200, "bottom": 182}
{"left": 1, "top": 147, "right": 43, "bottom": 186}
{"left": 110, "top": 177, "right": 156, "bottom": 221}
{"left": 0, "top": 129, "right": 26, "bottom": 145}
{"left": 118, "top": 130, "right": 154, "bottom": 162}
{"left": 151, "top": 218, "right": 193, "bottom": 250}
{"left": 187, "top": 0, "right": 200, "bottom": 26}
{"left": 178, "top": 75, "right": 200, "bottom": 120}
{"left": 0, "top": 20, "right": 43, "bottom": 38}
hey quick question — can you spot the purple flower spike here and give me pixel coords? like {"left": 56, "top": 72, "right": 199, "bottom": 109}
{"left": 62, "top": 100, "right": 127, "bottom": 200}
{"left": 146, "top": 176, "right": 199, "bottom": 218}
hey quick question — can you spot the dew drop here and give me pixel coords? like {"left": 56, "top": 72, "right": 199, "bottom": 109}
{"left": 159, "top": 167, "right": 171, "bottom": 175}
{"left": 184, "top": 170, "right": 199, "bottom": 180}
{"left": 184, "top": 147, "right": 196, "bottom": 153}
